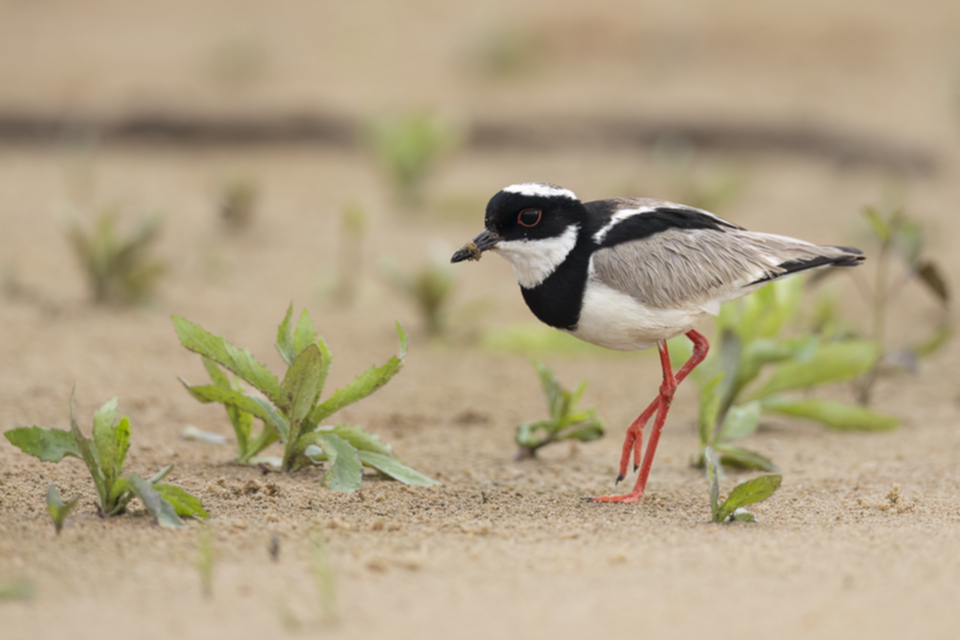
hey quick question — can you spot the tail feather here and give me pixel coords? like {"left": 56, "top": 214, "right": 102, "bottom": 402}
{"left": 750, "top": 245, "right": 865, "bottom": 285}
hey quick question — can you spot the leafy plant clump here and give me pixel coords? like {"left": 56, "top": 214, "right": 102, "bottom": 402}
{"left": 852, "top": 205, "right": 951, "bottom": 404}
{"left": 365, "top": 113, "right": 460, "bottom": 204}
{"left": 515, "top": 361, "right": 605, "bottom": 459}
{"left": 46, "top": 485, "right": 78, "bottom": 535}
{"left": 381, "top": 256, "right": 455, "bottom": 337}
{"left": 672, "top": 277, "right": 898, "bottom": 473}
{"left": 705, "top": 446, "right": 781, "bottom": 523}
{"left": 5, "top": 395, "right": 209, "bottom": 528}
{"left": 176, "top": 305, "right": 437, "bottom": 490}
{"left": 67, "top": 209, "right": 165, "bottom": 305}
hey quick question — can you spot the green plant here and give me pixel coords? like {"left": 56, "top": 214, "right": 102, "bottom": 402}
{"left": 515, "top": 361, "right": 605, "bottom": 459}
{"left": 674, "top": 277, "right": 898, "bottom": 473}
{"left": 5, "top": 395, "right": 209, "bottom": 528}
{"left": 67, "top": 209, "right": 164, "bottom": 305}
{"left": 46, "top": 485, "right": 78, "bottom": 535}
{"left": 333, "top": 203, "right": 367, "bottom": 304}
{"left": 197, "top": 523, "right": 214, "bottom": 599}
{"left": 176, "top": 304, "right": 438, "bottom": 489}
{"left": 0, "top": 579, "right": 35, "bottom": 602}
{"left": 310, "top": 527, "right": 338, "bottom": 625}
{"left": 381, "top": 256, "right": 455, "bottom": 336}
{"left": 705, "top": 446, "right": 781, "bottom": 523}
{"left": 365, "top": 113, "right": 460, "bottom": 204}
{"left": 219, "top": 178, "right": 257, "bottom": 232}
{"left": 852, "top": 205, "right": 951, "bottom": 404}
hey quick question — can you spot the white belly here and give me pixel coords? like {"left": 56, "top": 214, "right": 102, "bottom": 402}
{"left": 565, "top": 280, "right": 710, "bottom": 351}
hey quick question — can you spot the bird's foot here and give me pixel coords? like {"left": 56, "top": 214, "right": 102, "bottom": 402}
{"left": 587, "top": 491, "right": 644, "bottom": 504}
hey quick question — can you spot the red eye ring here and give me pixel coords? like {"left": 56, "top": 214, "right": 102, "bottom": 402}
{"left": 518, "top": 208, "right": 542, "bottom": 227}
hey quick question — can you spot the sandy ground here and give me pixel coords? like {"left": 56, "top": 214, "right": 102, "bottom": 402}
{"left": 2, "top": 1, "right": 960, "bottom": 639}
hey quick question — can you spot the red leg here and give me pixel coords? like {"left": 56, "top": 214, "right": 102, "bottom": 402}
{"left": 593, "top": 330, "right": 710, "bottom": 504}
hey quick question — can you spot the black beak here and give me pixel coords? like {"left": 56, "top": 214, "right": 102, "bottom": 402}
{"left": 451, "top": 228, "right": 501, "bottom": 263}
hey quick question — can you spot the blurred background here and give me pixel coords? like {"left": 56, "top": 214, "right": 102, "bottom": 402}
{"left": 1, "top": 0, "right": 957, "bottom": 399}
{"left": 2, "top": 2, "right": 959, "bottom": 638}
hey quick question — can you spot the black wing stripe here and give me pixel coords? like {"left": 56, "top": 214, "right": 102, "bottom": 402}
{"left": 598, "top": 207, "right": 740, "bottom": 248}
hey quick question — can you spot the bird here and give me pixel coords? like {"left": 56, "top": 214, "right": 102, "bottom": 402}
{"left": 451, "top": 182, "right": 864, "bottom": 504}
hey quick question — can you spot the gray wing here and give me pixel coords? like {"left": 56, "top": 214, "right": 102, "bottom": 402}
{"left": 590, "top": 227, "right": 859, "bottom": 312}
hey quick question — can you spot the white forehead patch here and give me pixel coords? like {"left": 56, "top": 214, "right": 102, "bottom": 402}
{"left": 502, "top": 183, "right": 578, "bottom": 201}
{"left": 494, "top": 224, "right": 579, "bottom": 289}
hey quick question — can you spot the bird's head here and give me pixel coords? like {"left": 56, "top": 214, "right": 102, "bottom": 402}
{"left": 450, "top": 183, "right": 586, "bottom": 265}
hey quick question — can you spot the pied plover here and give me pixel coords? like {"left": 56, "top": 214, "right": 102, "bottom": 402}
{"left": 451, "top": 182, "right": 864, "bottom": 504}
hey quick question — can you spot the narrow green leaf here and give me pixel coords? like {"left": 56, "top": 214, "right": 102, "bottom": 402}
{"left": 242, "top": 426, "right": 280, "bottom": 461}
{"left": 4, "top": 427, "right": 80, "bottom": 462}
{"left": 515, "top": 421, "right": 551, "bottom": 449}
{"left": 91, "top": 397, "right": 120, "bottom": 484}
{"left": 226, "top": 404, "right": 252, "bottom": 454}
{"left": 357, "top": 450, "right": 439, "bottom": 486}
{"left": 70, "top": 394, "right": 108, "bottom": 511}
{"left": 250, "top": 396, "right": 289, "bottom": 442}
{"left": 276, "top": 303, "right": 297, "bottom": 366}
{"left": 179, "top": 379, "right": 288, "bottom": 439}
{"left": 173, "top": 316, "right": 282, "bottom": 403}
{"left": 293, "top": 309, "right": 319, "bottom": 357}
{"left": 716, "top": 401, "right": 761, "bottom": 442}
{"left": 113, "top": 416, "right": 131, "bottom": 478}
{"left": 154, "top": 484, "right": 210, "bottom": 518}
{"left": 396, "top": 322, "right": 409, "bottom": 358}
{"left": 316, "top": 433, "right": 363, "bottom": 492}
{"left": 717, "top": 474, "right": 782, "bottom": 522}
{"left": 128, "top": 474, "right": 184, "bottom": 529}
{"left": 203, "top": 357, "right": 231, "bottom": 388}
{"left": 534, "top": 361, "right": 564, "bottom": 422}
{"left": 560, "top": 418, "right": 605, "bottom": 443}
{"left": 699, "top": 374, "right": 724, "bottom": 446}
{"left": 46, "top": 485, "right": 79, "bottom": 535}
{"left": 280, "top": 344, "right": 323, "bottom": 425}
{"left": 107, "top": 477, "right": 132, "bottom": 509}
{"left": 147, "top": 463, "right": 174, "bottom": 484}
{"left": 714, "top": 444, "right": 779, "bottom": 472}
{"left": 749, "top": 341, "right": 880, "bottom": 399}
{"left": 762, "top": 397, "right": 899, "bottom": 431}
{"left": 863, "top": 206, "right": 890, "bottom": 243}
{"left": 306, "top": 331, "right": 407, "bottom": 429}
{"left": 327, "top": 424, "right": 395, "bottom": 457}
{"left": 705, "top": 446, "right": 721, "bottom": 522}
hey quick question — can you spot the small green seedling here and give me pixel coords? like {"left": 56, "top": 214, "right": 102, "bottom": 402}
{"left": 0, "top": 579, "right": 35, "bottom": 602}
{"left": 4, "top": 395, "right": 209, "bottom": 528}
{"left": 333, "top": 203, "right": 367, "bottom": 304}
{"left": 515, "top": 361, "right": 605, "bottom": 459}
{"left": 365, "top": 113, "right": 460, "bottom": 205}
{"left": 67, "top": 209, "right": 165, "bottom": 305}
{"left": 46, "top": 484, "right": 78, "bottom": 535}
{"left": 381, "top": 256, "right": 455, "bottom": 337}
{"left": 674, "top": 277, "right": 898, "bottom": 473}
{"left": 219, "top": 178, "right": 257, "bottom": 233}
{"left": 310, "top": 527, "right": 338, "bottom": 625}
{"left": 705, "top": 446, "right": 781, "bottom": 523}
{"left": 197, "top": 523, "right": 215, "bottom": 599}
{"left": 176, "top": 305, "right": 438, "bottom": 490}
{"left": 852, "top": 205, "right": 951, "bottom": 404}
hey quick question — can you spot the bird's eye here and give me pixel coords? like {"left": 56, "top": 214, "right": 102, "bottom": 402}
{"left": 517, "top": 208, "right": 542, "bottom": 227}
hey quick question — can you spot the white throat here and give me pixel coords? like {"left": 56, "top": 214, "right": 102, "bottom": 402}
{"left": 493, "top": 224, "right": 579, "bottom": 289}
